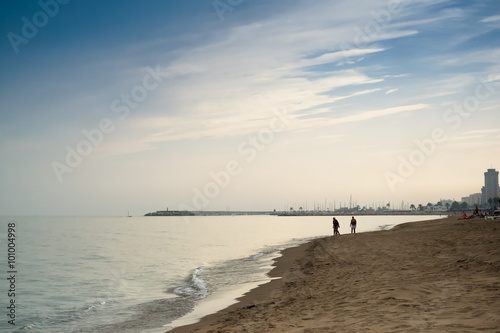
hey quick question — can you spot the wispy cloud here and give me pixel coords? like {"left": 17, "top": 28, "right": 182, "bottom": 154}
{"left": 446, "top": 141, "right": 500, "bottom": 149}
{"left": 294, "top": 104, "right": 428, "bottom": 133}
{"left": 464, "top": 129, "right": 500, "bottom": 136}
{"left": 480, "top": 15, "right": 500, "bottom": 23}
{"left": 99, "top": 0, "right": 487, "bottom": 155}
{"left": 300, "top": 48, "right": 385, "bottom": 67}
{"left": 326, "top": 104, "right": 428, "bottom": 125}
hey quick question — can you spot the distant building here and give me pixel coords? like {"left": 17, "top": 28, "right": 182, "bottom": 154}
{"left": 481, "top": 168, "right": 500, "bottom": 204}
{"left": 461, "top": 193, "right": 481, "bottom": 206}
{"left": 441, "top": 199, "right": 454, "bottom": 207}
{"left": 428, "top": 204, "right": 448, "bottom": 212}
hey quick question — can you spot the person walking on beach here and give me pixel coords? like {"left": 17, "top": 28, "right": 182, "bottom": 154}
{"left": 350, "top": 216, "right": 357, "bottom": 234}
{"left": 332, "top": 217, "right": 340, "bottom": 236}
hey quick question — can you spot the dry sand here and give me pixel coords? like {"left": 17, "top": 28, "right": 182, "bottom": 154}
{"left": 168, "top": 216, "right": 500, "bottom": 332}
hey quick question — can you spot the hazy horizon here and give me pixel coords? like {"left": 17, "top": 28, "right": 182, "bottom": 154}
{"left": 1, "top": 0, "right": 499, "bottom": 216}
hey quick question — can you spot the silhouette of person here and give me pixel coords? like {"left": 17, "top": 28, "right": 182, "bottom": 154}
{"left": 350, "top": 216, "right": 357, "bottom": 234}
{"left": 332, "top": 217, "right": 340, "bottom": 235}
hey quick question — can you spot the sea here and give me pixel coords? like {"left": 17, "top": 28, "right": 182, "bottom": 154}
{"left": 0, "top": 214, "right": 444, "bottom": 333}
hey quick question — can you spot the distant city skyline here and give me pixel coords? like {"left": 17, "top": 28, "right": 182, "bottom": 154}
{"left": 1, "top": 1, "right": 499, "bottom": 215}
{"left": 462, "top": 168, "right": 500, "bottom": 206}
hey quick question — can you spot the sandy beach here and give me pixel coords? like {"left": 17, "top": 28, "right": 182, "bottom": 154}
{"left": 168, "top": 216, "right": 500, "bottom": 332}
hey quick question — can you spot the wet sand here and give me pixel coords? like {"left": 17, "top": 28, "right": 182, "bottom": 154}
{"left": 168, "top": 216, "right": 500, "bottom": 332}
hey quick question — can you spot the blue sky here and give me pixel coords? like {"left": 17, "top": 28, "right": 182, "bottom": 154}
{"left": 1, "top": 0, "right": 499, "bottom": 215}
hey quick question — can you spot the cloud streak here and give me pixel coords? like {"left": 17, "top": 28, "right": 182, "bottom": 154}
{"left": 324, "top": 104, "right": 428, "bottom": 125}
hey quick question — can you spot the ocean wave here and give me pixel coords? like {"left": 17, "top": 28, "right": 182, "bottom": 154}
{"left": 173, "top": 267, "right": 209, "bottom": 299}
{"left": 244, "top": 247, "right": 281, "bottom": 261}
{"left": 87, "top": 297, "right": 198, "bottom": 333}
{"left": 15, "top": 297, "right": 116, "bottom": 332}
{"left": 244, "top": 252, "right": 265, "bottom": 261}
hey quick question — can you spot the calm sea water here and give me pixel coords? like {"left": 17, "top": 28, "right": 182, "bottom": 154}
{"left": 0, "top": 215, "right": 444, "bottom": 332}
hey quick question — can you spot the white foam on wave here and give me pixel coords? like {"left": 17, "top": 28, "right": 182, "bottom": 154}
{"left": 244, "top": 252, "right": 265, "bottom": 261}
{"left": 173, "top": 267, "right": 209, "bottom": 299}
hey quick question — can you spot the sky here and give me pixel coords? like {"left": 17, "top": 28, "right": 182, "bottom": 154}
{"left": 0, "top": 0, "right": 499, "bottom": 216}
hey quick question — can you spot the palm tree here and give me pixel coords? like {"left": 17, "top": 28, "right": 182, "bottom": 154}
{"left": 491, "top": 197, "right": 500, "bottom": 209}
{"left": 450, "top": 201, "right": 460, "bottom": 211}
{"left": 410, "top": 204, "right": 416, "bottom": 211}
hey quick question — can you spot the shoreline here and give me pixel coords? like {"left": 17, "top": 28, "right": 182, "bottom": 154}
{"left": 167, "top": 216, "right": 500, "bottom": 332}
{"left": 167, "top": 238, "right": 313, "bottom": 333}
